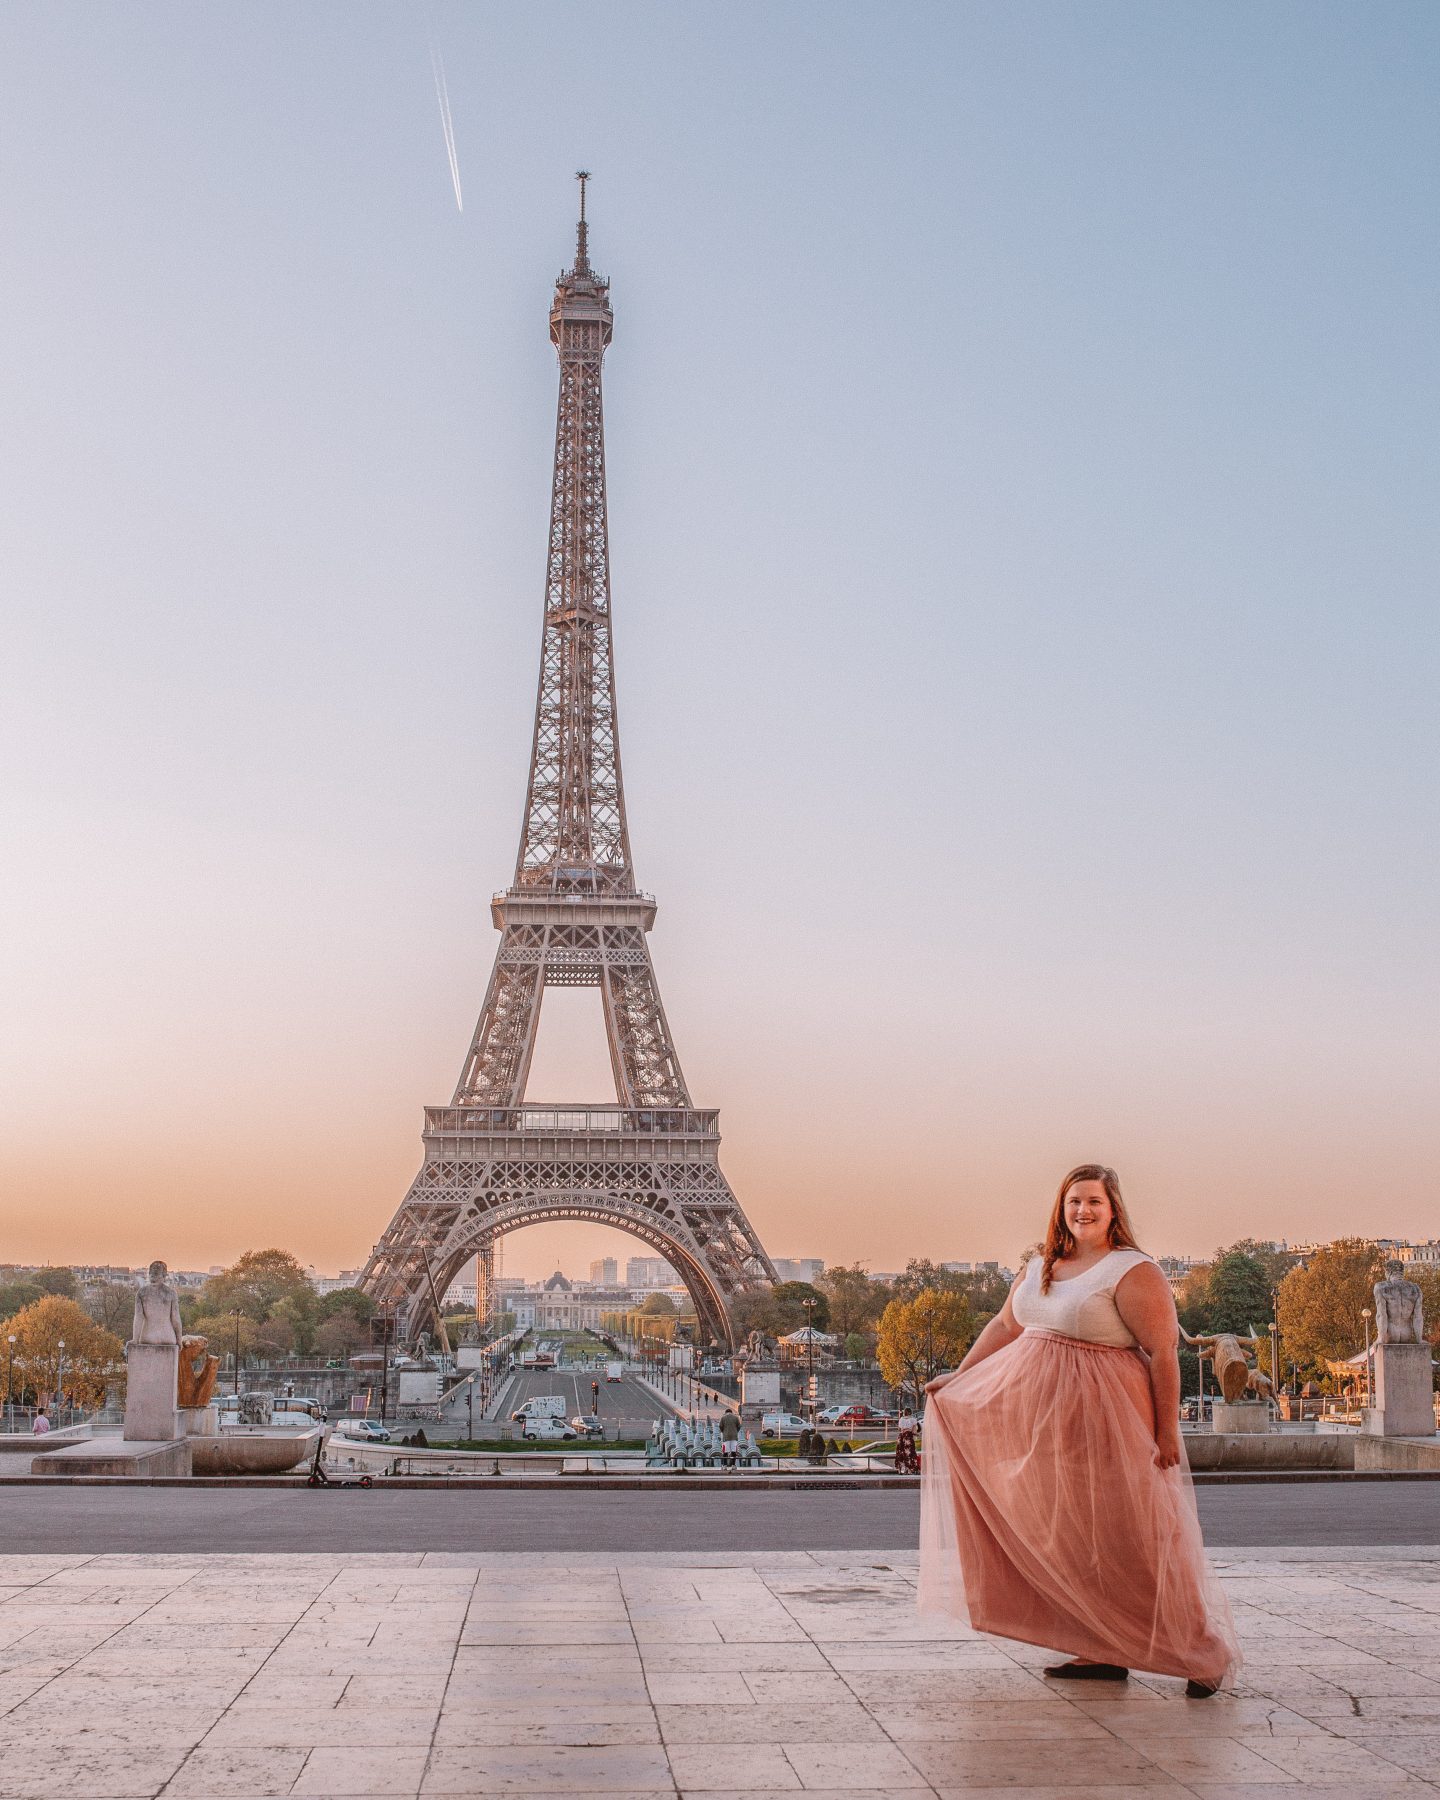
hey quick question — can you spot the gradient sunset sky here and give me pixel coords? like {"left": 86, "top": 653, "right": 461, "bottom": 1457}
{"left": 1, "top": 4, "right": 1437, "bottom": 1282}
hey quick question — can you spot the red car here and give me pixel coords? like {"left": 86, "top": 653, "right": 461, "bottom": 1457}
{"left": 821, "top": 1404, "right": 889, "bottom": 1429}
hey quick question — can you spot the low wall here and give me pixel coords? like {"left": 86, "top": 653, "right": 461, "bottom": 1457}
{"left": 1354, "top": 1435, "right": 1440, "bottom": 1473}
{"left": 1184, "top": 1431, "right": 1353, "bottom": 1472}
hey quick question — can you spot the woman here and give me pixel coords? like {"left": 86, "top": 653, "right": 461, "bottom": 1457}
{"left": 895, "top": 1408, "right": 920, "bottom": 1474}
{"left": 919, "top": 1164, "right": 1238, "bottom": 1695}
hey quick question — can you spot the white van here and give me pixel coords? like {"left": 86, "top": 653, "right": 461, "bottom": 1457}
{"left": 510, "top": 1395, "right": 566, "bottom": 1423}
{"left": 605, "top": 1361, "right": 624, "bottom": 1382}
{"left": 520, "top": 1415, "right": 577, "bottom": 1442}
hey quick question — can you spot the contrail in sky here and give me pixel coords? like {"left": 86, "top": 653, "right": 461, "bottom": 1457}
{"left": 430, "top": 39, "right": 463, "bottom": 212}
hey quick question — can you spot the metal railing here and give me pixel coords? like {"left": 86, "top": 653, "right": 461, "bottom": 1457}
{"left": 425, "top": 1105, "right": 718, "bottom": 1136}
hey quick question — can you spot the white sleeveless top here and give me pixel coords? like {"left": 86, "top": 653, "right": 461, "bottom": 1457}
{"left": 1011, "top": 1248, "right": 1155, "bottom": 1348}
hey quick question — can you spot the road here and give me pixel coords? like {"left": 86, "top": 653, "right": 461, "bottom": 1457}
{"left": 0, "top": 1481, "right": 1435, "bottom": 1555}
{"left": 498, "top": 1367, "right": 674, "bottom": 1434}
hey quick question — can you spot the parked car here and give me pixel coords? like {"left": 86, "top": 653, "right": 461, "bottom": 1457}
{"left": 818, "top": 1404, "right": 888, "bottom": 1429}
{"left": 333, "top": 1420, "right": 392, "bottom": 1443}
{"left": 760, "top": 1411, "right": 809, "bottom": 1435}
{"left": 521, "top": 1416, "right": 578, "bottom": 1442}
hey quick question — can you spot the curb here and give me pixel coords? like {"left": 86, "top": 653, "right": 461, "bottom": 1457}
{"left": 0, "top": 1469, "right": 1437, "bottom": 1490}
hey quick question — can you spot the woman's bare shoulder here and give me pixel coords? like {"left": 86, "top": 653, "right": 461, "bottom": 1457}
{"left": 1114, "top": 1255, "right": 1174, "bottom": 1304}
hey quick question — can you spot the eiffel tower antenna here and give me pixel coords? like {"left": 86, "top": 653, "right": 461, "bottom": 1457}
{"left": 361, "top": 180, "right": 777, "bottom": 1346}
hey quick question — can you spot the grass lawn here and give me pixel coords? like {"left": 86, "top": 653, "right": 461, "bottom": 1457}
{"left": 451, "top": 1438, "right": 649, "bottom": 1454}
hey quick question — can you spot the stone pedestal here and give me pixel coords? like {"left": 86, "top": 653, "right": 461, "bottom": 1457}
{"left": 124, "top": 1342, "right": 179, "bottom": 1442}
{"left": 1211, "top": 1400, "right": 1272, "bottom": 1435}
{"left": 1362, "top": 1341, "right": 1436, "bottom": 1438}
{"left": 32, "top": 1439, "right": 192, "bottom": 1478}
{"left": 180, "top": 1404, "right": 218, "bottom": 1438}
{"left": 739, "top": 1363, "right": 780, "bottom": 1433}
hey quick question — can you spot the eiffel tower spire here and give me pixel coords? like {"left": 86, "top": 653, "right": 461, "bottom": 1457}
{"left": 360, "top": 183, "right": 776, "bottom": 1346}
{"left": 514, "top": 169, "right": 629, "bottom": 898}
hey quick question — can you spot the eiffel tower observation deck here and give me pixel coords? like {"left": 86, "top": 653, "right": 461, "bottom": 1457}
{"left": 360, "top": 177, "right": 777, "bottom": 1347}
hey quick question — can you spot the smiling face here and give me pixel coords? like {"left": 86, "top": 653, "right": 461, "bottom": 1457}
{"left": 1062, "top": 1179, "right": 1114, "bottom": 1251}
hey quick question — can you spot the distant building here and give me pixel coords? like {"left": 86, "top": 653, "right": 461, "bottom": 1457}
{"left": 589, "top": 1257, "right": 618, "bottom": 1286}
{"left": 1156, "top": 1255, "right": 1201, "bottom": 1283}
{"left": 312, "top": 1270, "right": 363, "bottom": 1296}
{"left": 509, "top": 1276, "right": 617, "bottom": 1332}
{"left": 771, "top": 1258, "right": 824, "bottom": 1285}
{"left": 626, "top": 1256, "right": 676, "bottom": 1288}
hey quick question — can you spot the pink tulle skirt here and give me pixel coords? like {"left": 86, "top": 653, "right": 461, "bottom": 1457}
{"left": 919, "top": 1328, "right": 1239, "bottom": 1686}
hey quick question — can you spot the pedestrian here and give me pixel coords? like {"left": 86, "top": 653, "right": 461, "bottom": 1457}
{"left": 895, "top": 1409, "right": 919, "bottom": 1474}
{"left": 718, "top": 1406, "right": 741, "bottom": 1468}
{"left": 919, "top": 1164, "right": 1238, "bottom": 1697}
{"left": 31, "top": 1409, "right": 50, "bottom": 1436}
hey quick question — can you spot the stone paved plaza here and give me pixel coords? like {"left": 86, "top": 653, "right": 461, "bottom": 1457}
{"left": 0, "top": 1546, "right": 1438, "bottom": 1797}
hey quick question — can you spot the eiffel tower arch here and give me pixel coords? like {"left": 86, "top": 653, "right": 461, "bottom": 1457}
{"left": 360, "top": 178, "right": 777, "bottom": 1345}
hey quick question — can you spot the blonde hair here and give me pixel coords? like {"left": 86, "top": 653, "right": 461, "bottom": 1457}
{"left": 1041, "top": 1164, "right": 1140, "bottom": 1292}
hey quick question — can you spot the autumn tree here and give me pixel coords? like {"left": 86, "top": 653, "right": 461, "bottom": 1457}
{"left": 888, "top": 1260, "right": 1010, "bottom": 1319}
{"left": 198, "top": 1250, "right": 319, "bottom": 1357}
{"left": 6, "top": 1296, "right": 123, "bottom": 1409}
{"left": 0, "top": 1279, "right": 44, "bottom": 1319}
{"left": 876, "top": 1290, "right": 975, "bottom": 1401}
{"left": 317, "top": 1288, "right": 376, "bottom": 1326}
{"left": 889, "top": 1259, "right": 963, "bottom": 1303}
{"left": 186, "top": 1310, "right": 262, "bottom": 1382}
{"left": 817, "top": 1265, "right": 886, "bottom": 1340}
{"left": 83, "top": 1281, "right": 137, "bottom": 1338}
{"left": 768, "top": 1282, "right": 830, "bottom": 1334}
{"left": 32, "top": 1268, "right": 79, "bottom": 1298}
{"left": 1276, "top": 1238, "right": 1385, "bottom": 1374}
{"left": 1204, "top": 1250, "right": 1274, "bottom": 1335}
{"left": 315, "top": 1312, "right": 372, "bottom": 1360}
{"left": 728, "top": 1288, "right": 781, "bottom": 1340}
{"left": 1411, "top": 1269, "right": 1440, "bottom": 1348}
{"left": 201, "top": 1250, "right": 314, "bottom": 1322}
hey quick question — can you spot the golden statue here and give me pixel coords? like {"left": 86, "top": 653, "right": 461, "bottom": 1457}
{"left": 177, "top": 1335, "right": 220, "bottom": 1408}
{"left": 1180, "top": 1327, "right": 1273, "bottom": 1403}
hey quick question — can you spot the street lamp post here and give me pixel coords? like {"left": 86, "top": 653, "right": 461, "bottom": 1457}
{"left": 5, "top": 1335, "right": 14, "bottom": 1431}
{"left": 56, "top": 1339, "right": 66, "bottom": 1425}
{"left": 1361, "top": 1307, "right": 1374, "bottom": 1414}
{"left": 801, "top": 1297, "right": 818, "bottom": 1425}
{"left": 230, "top": 1309, "right": 244, "bottom": 1397}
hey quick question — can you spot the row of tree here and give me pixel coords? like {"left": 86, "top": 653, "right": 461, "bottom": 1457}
{"left": 5, "top": 1236, "right": 1433, "bottom": 1411}
{"left": 0, "top": 1249, "right": 382, "bottom": 1410}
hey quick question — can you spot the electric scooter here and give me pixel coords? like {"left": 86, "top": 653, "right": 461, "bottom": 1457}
{"left": 306, "top": 1434, "right": 374, "bottom": 1488}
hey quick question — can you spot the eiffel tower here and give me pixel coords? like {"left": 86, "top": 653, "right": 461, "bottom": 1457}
{"left": 360, "top": 177, "right": 777, "bottom": 1345}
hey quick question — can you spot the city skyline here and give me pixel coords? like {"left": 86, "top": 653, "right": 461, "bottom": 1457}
{"left": 3, "top": 7, "right": 1438, "bottom": 1278}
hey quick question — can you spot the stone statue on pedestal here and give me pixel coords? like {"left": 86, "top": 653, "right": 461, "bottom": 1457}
{"left": 1364, "top": 1261, "right": 1435, "bottom": 1440}
{"left": 131, "top": 1261, "right": 183, "bottom": 1348}
{"left": 124, "top": 1260, "right": 183, "bottom": 1443}
{"left": 1375, "top": 1261, "right": 1426, "bottom": 1345}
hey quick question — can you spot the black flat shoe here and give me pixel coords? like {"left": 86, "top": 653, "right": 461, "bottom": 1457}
{"left": 1043, "top": 1660, "right": 1129, "bottom": 1680}
{"left": 1185, "top": 1679, "right": 1218, "bottom": 1698}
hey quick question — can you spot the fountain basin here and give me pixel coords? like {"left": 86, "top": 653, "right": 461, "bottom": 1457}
{"left": 190, "top": 1425, "right": 320, "bottom": 1475}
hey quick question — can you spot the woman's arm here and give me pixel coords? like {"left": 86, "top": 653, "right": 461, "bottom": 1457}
{"left": 1114, "top": 1262, "right": 1184, "bottom": 1470}
{"left": 924, "top": 1273, "right": 1026, "bottom": 1396}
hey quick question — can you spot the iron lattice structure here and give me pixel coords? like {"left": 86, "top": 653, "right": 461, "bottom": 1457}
{"left": 360, "top": 180, "right": 776, "bottom": 1346}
